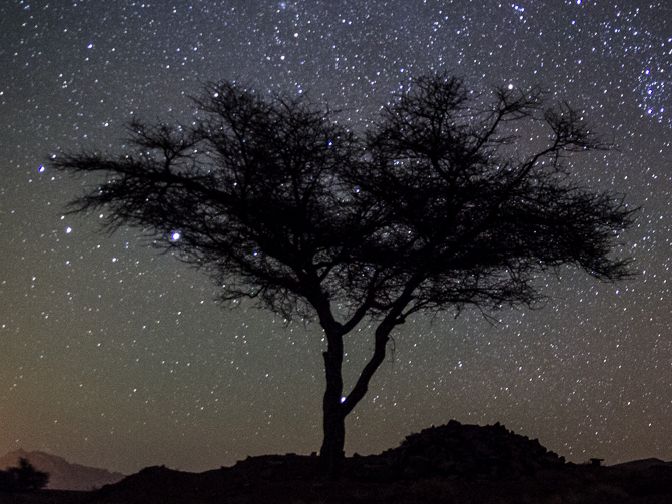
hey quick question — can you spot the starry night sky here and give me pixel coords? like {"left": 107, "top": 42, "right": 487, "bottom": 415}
{"left": 1, "top": 0, "right": 671, "bottom": 474}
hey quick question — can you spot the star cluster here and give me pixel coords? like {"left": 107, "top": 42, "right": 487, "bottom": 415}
{"left": 1, "top": 0, "right": 670, "bottom": 473}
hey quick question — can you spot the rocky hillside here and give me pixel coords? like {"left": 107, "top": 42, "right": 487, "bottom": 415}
{"left": 3, "top": 421, "right": 671, "bottom": 503}
{"left": 376, "top": 420, "right": 566, "bottom": 479}
{"left": 89, "top": 421, "right": 672, "bottom": 503}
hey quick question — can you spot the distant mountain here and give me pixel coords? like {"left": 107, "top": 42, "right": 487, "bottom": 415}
{"left": 613, "top": 458, "right": 672, "bottom": 470}
{"left": 0, "top": 449, "right": 125, "bottom": 491}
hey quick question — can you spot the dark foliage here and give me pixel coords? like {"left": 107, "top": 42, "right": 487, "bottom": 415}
{"left": 0, "top": 458, "right": 49, "bottom": 492}
{"left": 52, "top": 72, "right": 635, "bottom": 470}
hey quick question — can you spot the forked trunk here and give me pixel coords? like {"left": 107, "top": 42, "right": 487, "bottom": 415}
{"left": 318, "top": 317, "right": 397, "bottom": 476}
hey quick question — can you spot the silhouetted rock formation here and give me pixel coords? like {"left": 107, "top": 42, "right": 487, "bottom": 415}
{"left": 380, "top": 420, "right": 566, "bottom": 479}
{"left": 0, "top": 449, "right": 124, "bottom": 491}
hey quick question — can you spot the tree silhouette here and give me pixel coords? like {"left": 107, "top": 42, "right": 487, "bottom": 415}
{"left": 0, "top": 458, "right": 49, "bottom": 492}
{"left": 13, "top": 458, "right": 49, "bottom": 491}
{"left": 53, "top": 73, "right": 634, "bottom": 472}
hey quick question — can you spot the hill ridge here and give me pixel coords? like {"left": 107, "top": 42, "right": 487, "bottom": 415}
{"left": 0, "top": 449, "right": 125, "bottom": 491}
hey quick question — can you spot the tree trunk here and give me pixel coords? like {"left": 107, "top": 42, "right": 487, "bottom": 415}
{"left": 320, "top": 395, "right": 346, "bottom": 475}
{"left": 316, "top": 300, "right": 408, "bottom": 475}
{"left": 319, "top": 334, "right": 346, "bottom": 475}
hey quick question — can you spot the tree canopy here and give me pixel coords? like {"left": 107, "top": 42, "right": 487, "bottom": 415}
{"left": 53, "top": 73, "right": 634, "bottom": 471}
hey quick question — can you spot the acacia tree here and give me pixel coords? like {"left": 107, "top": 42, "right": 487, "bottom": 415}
{"left": 53, "top": 73, "right": 634, "bottom": 471}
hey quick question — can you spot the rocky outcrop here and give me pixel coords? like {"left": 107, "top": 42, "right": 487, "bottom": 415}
{"left": 380, "top": 420, "right": 565, "bottom": 479}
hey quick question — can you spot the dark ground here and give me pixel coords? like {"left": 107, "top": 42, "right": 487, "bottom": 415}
{"left": 3, "top": 421, "right": 671, "bottom": 504}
